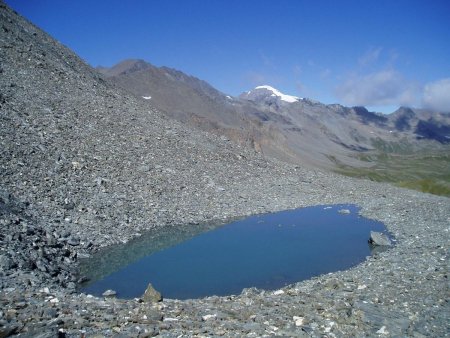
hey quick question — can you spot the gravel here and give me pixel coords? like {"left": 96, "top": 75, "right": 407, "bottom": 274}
{"left": 1, "top": 2, "right": 449, "bottom": 337}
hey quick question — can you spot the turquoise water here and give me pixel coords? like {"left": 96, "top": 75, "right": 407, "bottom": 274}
{"left": 79, "top": 204, "right": 389, "bottom": 299}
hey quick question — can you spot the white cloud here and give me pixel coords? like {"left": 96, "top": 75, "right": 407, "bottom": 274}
{"left": 422, "top": 78, "right": 450, "bottom": 112}
{"left": 335, "top": 69, "right": 419, "bottom": 107}
{"left": 358, "top": 47, "right": 382, "bottom": 67}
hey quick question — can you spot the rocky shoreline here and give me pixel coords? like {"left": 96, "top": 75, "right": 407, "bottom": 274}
{"left": 1, "top": 176, "right": 449, "bottom": 337}
{"left": 1, "top": 2, "right": 449, "bottom": 337}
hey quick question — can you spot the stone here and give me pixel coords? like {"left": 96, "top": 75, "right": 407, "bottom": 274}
{"left": 60, "top": 231, "right": 71, "bottom": 238}
{"left": 77, "top": 276, "right": 90, "bottom": 284}
{"left": 146, "top": 310, "right": 163, "bottom": 321}
{"left": 43, "top": 308, "right": 58, "bottom": 318}
{"left": 142, "top": 283, "right": 162, "bottom": 303}
{"left": 62, "top": 202, "right": 75, "bottom": 210}
{"left": 368, "top": 231, "right": 392, "bottom": 246}
{"left": 0, "top": 255, "right": 14, "bottom": 270}
{"left": 67, "top": 236, "right": 80, "bottom": 246}
{"left": 77, "top": 252, "right": 90, "bottom": 259}
{"left": 338, "top": 209, "right": 351, "bottom": 214}
{"left": 242, "top": 322, "right": 262, "bottom": 332}
{"left": 46, "top": 236, "right": 57, "bottom": 247}
{"left": 293, "top": 316, "right": 305, "bottom": 326}
{"left": 202, "top": 314, "right": 216, "bottom": 321}
{"left": 102, "top": 289, "right": 117, "bottom": 297}
{"left": 376, "top": 326, "right": 389, "bottom": 335}
{"left": 0, "top": 325, "right": 19, "bottom": 338}
{"left": 35, "top": 259, "right": 48, "bottom": 272}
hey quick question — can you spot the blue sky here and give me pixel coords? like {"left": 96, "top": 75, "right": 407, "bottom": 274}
{"left": 6, "top": 0, "right": 450, "bottom": 113}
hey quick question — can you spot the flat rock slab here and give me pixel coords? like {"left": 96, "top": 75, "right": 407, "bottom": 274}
{"left": 369, "top": 231, "right": 392, "bottom": 246}
{"left": 102, "top": 289, "right": 117, "bottom": 297}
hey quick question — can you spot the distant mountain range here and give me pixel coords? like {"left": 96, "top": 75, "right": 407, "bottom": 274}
{"left": 98, "top": 59, "right": 450, "bottom": 169}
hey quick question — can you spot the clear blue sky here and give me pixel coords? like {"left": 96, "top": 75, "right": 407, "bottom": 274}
{"left": 5, "top": 0, "right": 450, "bottom": 113}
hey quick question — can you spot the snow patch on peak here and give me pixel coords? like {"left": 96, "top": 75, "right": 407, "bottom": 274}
{"left": 142, "top": 96, "right": 152, "bottom": 100}
{"left": 254, "top": 85, "right": 300, "bottom": 103}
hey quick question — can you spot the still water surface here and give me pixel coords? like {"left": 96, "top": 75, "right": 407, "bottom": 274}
{"left": 79, "top": 204, "right": 388, "bottom": 299}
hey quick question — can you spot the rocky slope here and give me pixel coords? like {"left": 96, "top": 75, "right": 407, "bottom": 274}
{"left": 1, "top": 2, "right": 449, "bottom": 337}
{"left": 97, "top": 59, "right": 266, "bottom": 154}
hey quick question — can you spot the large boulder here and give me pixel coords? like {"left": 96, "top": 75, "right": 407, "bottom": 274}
{"left": 142, "top": 283, "right": 162, "bottom": 303}
{"left": 368, "top": 231, "right": 392, "bottom": 246}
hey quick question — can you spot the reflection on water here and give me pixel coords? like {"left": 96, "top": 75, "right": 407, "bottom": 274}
{"left": 78, "top": 219, "right": 230, "bottom": 284}
{"left": 79, "top": 204, "right": 390, "bottom": 299}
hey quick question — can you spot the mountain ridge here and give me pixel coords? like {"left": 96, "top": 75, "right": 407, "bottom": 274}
{"left": 99, "top": 59, "right": 450, "bottom": 169}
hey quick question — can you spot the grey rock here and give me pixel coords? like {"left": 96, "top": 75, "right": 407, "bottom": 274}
{"left": 369, "top": 231, "right": 392, "bottom": 246}
{"left": 35, "top": 259, "right": 48, "bottom": 272}
{"left": 0, "top": 325, "right": 19, "bottom": 338}
{"left": 0, "top": 255, "right": 14, "bottom": 270}
{"left": 62, "top": 202, "right": 75, "bottom": 210}
{"left": 46, "top": 236, "right": 57, "bottom": 247}
{"left": 43, "top": 308, "right": 58, "bottom": 318}
{"left": 142, "top": 283, "right": 162, "bottom": 303}
{"left": 102, "top": 289, "right": 117, "bottom": 297}
{"left": 242, "top": 322, "right": 263, "bottom": 332}
{"left": 77, "top": 276, "right": 89, "bottom": 284}
{"left": 143, "top": 310, "right": 163, "bottom": 322}
{"left": 67, "top": 236, "right": 80, "bottom": 246}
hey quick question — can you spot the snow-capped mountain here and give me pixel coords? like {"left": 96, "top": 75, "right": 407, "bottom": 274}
{"left": 99, "top": 60, "right": 450, "bottom": 169}
{"left": 240, "top": 85, "right": 301, "bottom": 103}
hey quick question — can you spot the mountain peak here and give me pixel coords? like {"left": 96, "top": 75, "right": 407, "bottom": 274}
{"left": 241, "top": 85, "right": 300, "bottom": 103}
{"left": 98, "top": 59, "right": 152, "bottom": 77}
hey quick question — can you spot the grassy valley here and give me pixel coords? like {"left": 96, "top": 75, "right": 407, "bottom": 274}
{"left": 331, "top": 140, "right": 450, "bottom": 197}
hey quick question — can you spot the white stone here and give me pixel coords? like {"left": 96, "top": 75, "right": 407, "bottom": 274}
{"left": 293, "top": 316, "right": 304, "bottom": 326}
{"left": 376, "top": 326, "right": 389, "bottom": 335}
{"left": 202, "top": 314, "right": 217, "bottom": 321}
{"left": 71, "top": 161, "right": 82, "bottom": 169}
{"left": 102, "top": 289, "right": 117, "bottom": 297}
{"left": 273, "top": 290, "right": 285, "bottom": 295}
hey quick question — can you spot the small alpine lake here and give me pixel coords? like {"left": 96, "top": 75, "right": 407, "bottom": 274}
{"left": 79, "top": 204, "right": 390, "bottom": 300}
